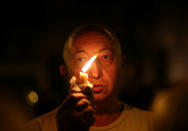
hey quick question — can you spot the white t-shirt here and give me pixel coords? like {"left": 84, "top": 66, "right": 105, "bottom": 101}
{"left": 27, "top": 102, "right": 153, "bottom": 131}
{"left": 90, "top": 103, "right": 153, "bottom": 131}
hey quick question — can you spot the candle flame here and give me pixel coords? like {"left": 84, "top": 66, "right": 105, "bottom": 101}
{"left": 82, "top": 54, "right": 98, "bottom": 73}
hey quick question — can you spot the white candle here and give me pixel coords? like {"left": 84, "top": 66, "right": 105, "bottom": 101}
{"left": 79, "top": 71, "right": 93, "bottom": 88}
{"left": 79, "top": 72, "right": 88, "bottom": 84}
{"left": 70, "top": 54, "right": 98, "bottom": 92}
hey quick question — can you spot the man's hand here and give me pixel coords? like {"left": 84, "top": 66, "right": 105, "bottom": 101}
{"left": 57, "top": 85, "right": 96, "bottom": 131}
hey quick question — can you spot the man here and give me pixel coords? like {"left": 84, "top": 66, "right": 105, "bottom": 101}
{"left": 28, "top": 24, "right": 153, "bottom": 131}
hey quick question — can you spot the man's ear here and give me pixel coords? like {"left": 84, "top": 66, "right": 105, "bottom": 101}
{"left": 59, "top": 64, "right": 69, "bottom": 80}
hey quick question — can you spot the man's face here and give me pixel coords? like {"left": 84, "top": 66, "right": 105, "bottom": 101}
{"left": 67, "top": 31, "right": 121, "bottom": 102}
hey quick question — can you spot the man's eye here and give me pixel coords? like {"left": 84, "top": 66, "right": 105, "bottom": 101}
{"left": 99, "top": 54, "right": 113, "bottom": 64}
{"left": 103, "top": 55, "right": 110, "bottom": 59}
{"left": 76, "top": 57, "right": 86, "bottom": 62}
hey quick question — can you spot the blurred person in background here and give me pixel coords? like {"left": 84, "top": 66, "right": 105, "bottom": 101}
{"left": 28, "top": 24, "right": 153, "bottom": 131}
{"left": 152, "top": 78, "right": 188, "bottom": 131}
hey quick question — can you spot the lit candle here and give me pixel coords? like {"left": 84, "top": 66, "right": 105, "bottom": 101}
{"left": 79, "top": 72, "right": 88, "bottom": 84}
{"left": 69, "top": 54, "right": 98, "bottom": 92}
{"left": 79, "top": 54, "right": 98, "bottom": 88}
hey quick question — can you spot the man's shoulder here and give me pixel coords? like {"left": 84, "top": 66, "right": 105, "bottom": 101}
{"left": 33, "top": 108, "right": 58, "bottom": 123}
{"left": 126, "top": 104, "right": 154, "bottom": 130}
{"left": 121, "top": 102, "right": 153, "bottom": 116}
{"left": 130, "top": 105, "right": 153, "bottom": 114}
{"left": 128, "top": 105, "right": 153, "bottom": 119}
{"left": 27, "top": 108, "right": 58, "bottom": 131}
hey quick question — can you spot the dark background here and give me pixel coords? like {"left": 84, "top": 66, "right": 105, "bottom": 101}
{"left": 1, "top": 0, "right": 188, "bottom": 119}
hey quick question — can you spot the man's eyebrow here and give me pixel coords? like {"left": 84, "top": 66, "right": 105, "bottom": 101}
{"left": 99, "top": 48, "right": 112, "bottom": 52}
{"left": 74, "top": 50, "right": 86, "bottom": 55}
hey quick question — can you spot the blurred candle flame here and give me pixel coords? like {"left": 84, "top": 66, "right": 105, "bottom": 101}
{"left": 82, "top": 54, "right": 98, "bottom": 72}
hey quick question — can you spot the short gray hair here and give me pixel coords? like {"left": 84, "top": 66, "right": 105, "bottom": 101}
{"left": 62, "top": 24, "right": 122, "bottom": 66}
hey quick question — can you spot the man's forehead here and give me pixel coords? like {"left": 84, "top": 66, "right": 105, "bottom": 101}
{"left": 70, "top": 31, "right": 113, "bottom": 52}
{"left": 72, "top": 41, "right": 112, "bottom": 50}
{"left": 74, "top": 31, "right": 111, "bottom": 43}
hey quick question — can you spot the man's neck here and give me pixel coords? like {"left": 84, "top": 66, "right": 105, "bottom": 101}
{"left": 92, "top": 97, "right": 124, "bottom": 126}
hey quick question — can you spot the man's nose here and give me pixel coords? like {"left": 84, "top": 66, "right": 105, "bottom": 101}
{"left": 88, "top": 60, "right": 103, "bottom": 79}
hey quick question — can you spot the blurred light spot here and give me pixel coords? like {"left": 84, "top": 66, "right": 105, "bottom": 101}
{"left": 27, "top": 90, "right": 38, "bottom": 104}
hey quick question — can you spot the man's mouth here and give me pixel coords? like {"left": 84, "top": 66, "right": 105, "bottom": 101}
{"left": 93, "top": 84, "right": 104, "bottom": 93}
